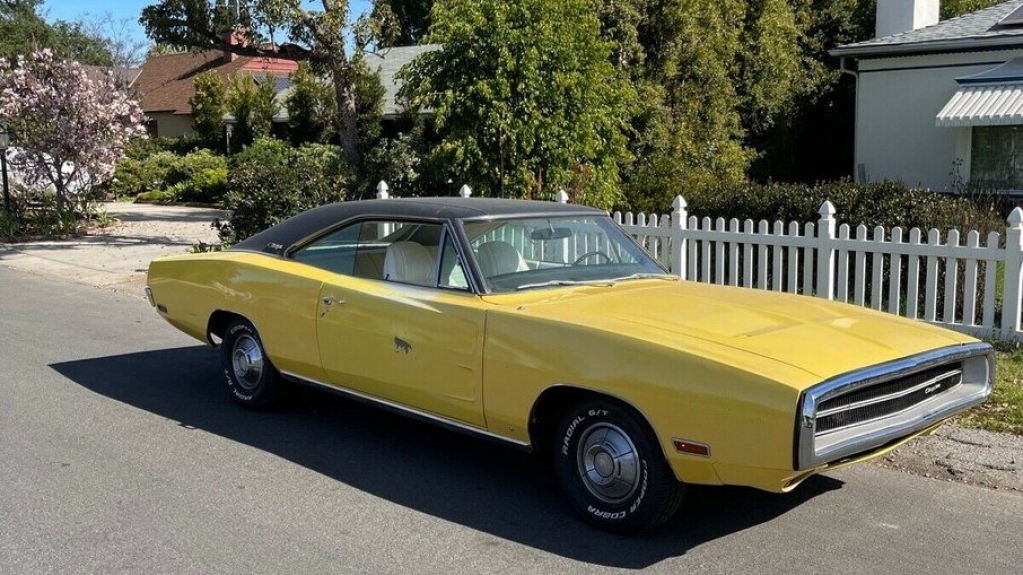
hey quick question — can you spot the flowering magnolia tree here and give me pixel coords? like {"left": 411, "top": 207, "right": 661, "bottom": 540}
{"left": 0, "top": 50, "right": 147, "bottom": 216}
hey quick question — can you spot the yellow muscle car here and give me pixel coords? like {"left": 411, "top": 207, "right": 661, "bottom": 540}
{"left": 146, "top": 198, "right": 994, "bottom": 533}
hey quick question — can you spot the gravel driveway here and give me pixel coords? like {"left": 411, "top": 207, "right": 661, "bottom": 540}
{"left": 1, "top": 201, "right": 1019, "bottom": 492}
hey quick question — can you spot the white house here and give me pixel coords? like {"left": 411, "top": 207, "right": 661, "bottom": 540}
{"left": 833, "top": 0, "right": 1023, "bottom": 192}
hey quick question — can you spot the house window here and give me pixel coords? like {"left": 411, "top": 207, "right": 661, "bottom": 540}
{"left": 971, "top": 126, "right": 1023, "bottom": 189}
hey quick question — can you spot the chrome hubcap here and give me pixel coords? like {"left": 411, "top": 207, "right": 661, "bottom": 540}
{"left": 576, "top": 422, "right": 640, "bottom": 504}
{"left": 231, "top": 334, "right": 264, "bottom": 392}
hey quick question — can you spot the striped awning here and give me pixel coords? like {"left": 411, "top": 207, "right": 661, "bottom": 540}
{"left": 936, "top": 84, "right": 1023, "bottom": 127}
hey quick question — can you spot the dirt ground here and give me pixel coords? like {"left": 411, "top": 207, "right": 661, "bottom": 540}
{"left": 1, "top": 201, "right": 1020, "bottom": 492}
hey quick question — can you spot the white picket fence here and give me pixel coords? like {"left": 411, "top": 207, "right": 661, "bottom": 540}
{"left": 374, "top": 181, "right": 1023, "bottom": 342}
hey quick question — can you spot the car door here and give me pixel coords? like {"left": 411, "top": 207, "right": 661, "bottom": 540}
{"left": 311, "top": 220, "right": 487, "bottom": 427}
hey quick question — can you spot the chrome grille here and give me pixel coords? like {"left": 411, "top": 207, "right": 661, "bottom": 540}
{"left": 816, "top": 363, "right": 963, "bottom": 434}
{"left": 795, "top": 343, "right": 994, "bottom": 471}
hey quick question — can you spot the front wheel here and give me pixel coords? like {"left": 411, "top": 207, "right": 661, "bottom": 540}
{"left": 221, "top": 319, "right": 283, "bottom": 410}
{"left": 553, "top": 399, "right": 685, "bottom": 533}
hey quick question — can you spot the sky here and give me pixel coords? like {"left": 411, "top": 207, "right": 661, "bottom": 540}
{"left": 42, "top": 0, "right": 373, "bottom": 49}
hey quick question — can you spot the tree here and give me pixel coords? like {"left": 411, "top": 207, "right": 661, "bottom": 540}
{"left": 191, "top": 70, "right": 227, "bottom": 148}
{"left": 0, "top": 0, "right": 115, "bottom": 65}
{"left": 226, "top": 73, "right": 279, "bottom": 150}
{"left": 286, "top": 62, "right": 336, "bottom": 145}
{"left": 366, "top": 0, "right": 433, "bottom": 47}
{"left": 400, "top": 0, "right": 635, "bottom": 209}
{"left": 81, "top": 12, "right": 150, "bottom": 70}
{"left": 621, "top": 0, "right": 755, "bottom": 212}
{"left": 0, "top": 50, "right": 146, "bottom": 215}
{"left": 140, "top": 0, "right": 365, "bottom": 168}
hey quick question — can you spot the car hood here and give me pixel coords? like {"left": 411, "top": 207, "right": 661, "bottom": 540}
{"left": 482, "top": 280, "right": 975, "bottom": 381}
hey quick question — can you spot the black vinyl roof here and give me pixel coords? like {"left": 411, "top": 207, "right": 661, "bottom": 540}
{"left": 233, "top": 197, "right": 602, "bottom": 255}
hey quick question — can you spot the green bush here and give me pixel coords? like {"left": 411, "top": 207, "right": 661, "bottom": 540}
{"left": 681, "top": 180, "right": 1006, "bottom": 235}
{"left": 122, "top": 135, "right": 205, "bottom": 160}
{"left": 135, "top": 190, "right": 178, "bottom": 204}
{"left": 219, "top": 138, "right": 349, "bottom": 243}
{"left": 109, "top": 149, "right": 228, "bottom": 204}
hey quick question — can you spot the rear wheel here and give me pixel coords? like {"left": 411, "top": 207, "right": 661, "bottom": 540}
{"left": 553, "top": 399, "right": 685, "bottom": 533}
{"left": 221, "top": 319, "right": 283, "bottom": 409}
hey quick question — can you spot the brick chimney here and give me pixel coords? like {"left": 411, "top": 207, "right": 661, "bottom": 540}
{"left": 876, "top": 0, "right": 940, "bottom": 38}
{"left": 224, "top": 28, "right": 247, "bottom": 63}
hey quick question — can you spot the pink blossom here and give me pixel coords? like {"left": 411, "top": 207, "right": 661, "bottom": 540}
{"left": 0, "top": 50, "right": 147, "bottom": 212}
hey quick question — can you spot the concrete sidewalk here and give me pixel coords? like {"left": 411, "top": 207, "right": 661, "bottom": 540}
{"left": 0, "top": 202, "right": 224, "bottom": 297}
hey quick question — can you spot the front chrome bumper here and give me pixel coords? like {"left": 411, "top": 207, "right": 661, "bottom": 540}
{"left": 794, "top": 342, "right": 994, "bottom": 470}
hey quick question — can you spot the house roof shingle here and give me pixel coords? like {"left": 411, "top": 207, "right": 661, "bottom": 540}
{"left": 365, "top": 44, "right": 440, "bottom": 117}
{"left": 81, "top": 65, "right": 141, "bottom": 88}
{"left": 133, "top": 50, "right": 253, "bottom": 115}
{"left": 833, "top": 0, "right": 1023, "bottom": 57}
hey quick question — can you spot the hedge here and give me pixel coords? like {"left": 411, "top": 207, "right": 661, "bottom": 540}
{"left": 681, "top": 181, "right": 1007, "bottom": 235}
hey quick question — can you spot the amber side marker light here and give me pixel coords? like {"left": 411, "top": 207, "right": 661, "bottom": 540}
{"left": 673, "top": 439, "right": 710, "bottom": 456}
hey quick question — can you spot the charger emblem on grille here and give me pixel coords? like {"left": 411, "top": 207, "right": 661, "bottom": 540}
{"left": 924, "top": 383, "right": 942, "bottom": 395}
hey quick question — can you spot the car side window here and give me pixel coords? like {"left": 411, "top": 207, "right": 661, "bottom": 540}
{"left": 439, "top": 233, "right": 469, "bottom": 291}
{"left": 290, "top": 223, "right": 361, "bottom": 275}
{"left": 291, "top": 220, "right": 470, "bottom": 288}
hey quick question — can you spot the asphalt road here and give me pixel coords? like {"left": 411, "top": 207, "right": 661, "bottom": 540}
{"left": 1, "top": 266, "right": 1021, "bottom": 575}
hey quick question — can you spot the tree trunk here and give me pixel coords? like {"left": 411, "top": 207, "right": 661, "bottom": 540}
{"left": 331, "top": 63, "right": 361, "bottom": 170}
{"left": 54, "top": 184, "right": 67, "bottom": 218}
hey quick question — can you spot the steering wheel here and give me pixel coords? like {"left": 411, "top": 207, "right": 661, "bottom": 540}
{"left": 572, "top": 251, "right": 613, "bottom": 266}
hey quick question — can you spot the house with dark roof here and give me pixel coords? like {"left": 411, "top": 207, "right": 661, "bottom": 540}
{"left": 132, "top": 47, "right": 298, "bottom": 138}
{"left": 833, "top": 0, "right": 1023, "bottom": 191}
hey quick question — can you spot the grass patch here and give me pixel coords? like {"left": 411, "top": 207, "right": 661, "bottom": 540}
{"left": 958, "top": 341, "right": 1023, "bottom": 435}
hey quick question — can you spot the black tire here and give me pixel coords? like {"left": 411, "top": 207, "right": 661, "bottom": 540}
{"left": 220, "top": 319, "right": 283, "bottom": 410}
{"left": 553, "top": 399, "right": 685, "bottom": 533}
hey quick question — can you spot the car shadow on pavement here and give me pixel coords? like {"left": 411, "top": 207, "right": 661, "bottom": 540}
{"left": 51, "top": 346, "right": 843, "bottom": 569}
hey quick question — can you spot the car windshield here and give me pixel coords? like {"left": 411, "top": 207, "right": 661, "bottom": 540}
{"left": 463, "top": 215, "right": 671, "bottom": 293}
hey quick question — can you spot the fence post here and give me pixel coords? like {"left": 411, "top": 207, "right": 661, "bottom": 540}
{"left": 1002, "top": 208, "right": 1023, "bottom": 338}
{"left": 459, "top": 184, "right": 472, "bottom": 198}
{"left": 815, "top": 201, "right": 836, "bottom": 300}
{"left": 376, "top": 180, "right": 389, "bottom": 199}
{"left": 556, "top": 189, "right": 569, "bottom": 204}
{"left": 671, "top": 195, "right": 687, "bottom": 279}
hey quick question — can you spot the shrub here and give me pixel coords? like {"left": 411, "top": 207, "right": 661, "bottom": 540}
{"left": 680, "top": 180, "right": 1006, "bottom": 235}
{"left": 219, "top": 138, "right": 349, "bottom": 243}
{"left": 122, "top": 135, "right": 205, "bottom": 160}
{"left": 109, "top": 149, "right": 229, "bottom": 204}
{"left": 168, "top": 165, "right": 228, "bottom": 204}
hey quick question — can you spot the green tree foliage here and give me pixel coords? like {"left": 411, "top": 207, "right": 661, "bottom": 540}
{"left": 220, "top": 138, "right": 349, "bottom": 242}
{"left": 191, "top": 71, "right": 227, "bottom": 149}
{"left": 226, "top": 74, "right": 279, "bottom": 150}
{"left": 0, "top": 0, "right": 114, "bottom": 65}
{"left": 363, "top": 131, "right": 422, "bottom": 197}
{"left": 286, "top": 62, "right": 336, "bottom": 145}
{"left": 400, "top": 0, "right": 635, "bottom": 210}
{"left": 367, "top": 0, "right": 433, "bottom": 47}
{"left": 140, "top": 0, "right": 366, "bottom": 168}
{"left": 621, "top": 0, "right": 756, "bottom": 212}
{"left": 941, "top": 0, "right": 1001, "bottom": 20}
{"left": 354, "top": 55, "right": 385, "bottom": 163}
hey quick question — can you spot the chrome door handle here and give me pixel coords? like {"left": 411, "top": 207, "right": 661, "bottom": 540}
{"left": 322, "top": 296, "right": 345, "bottom": 306}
